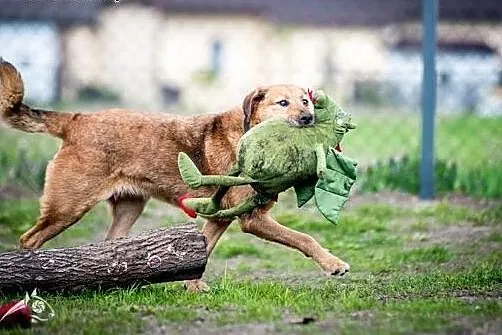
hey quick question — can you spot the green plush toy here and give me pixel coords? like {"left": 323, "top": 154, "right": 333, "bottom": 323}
{"left": 177, "top": 91, "right": 357, "bottom": 223}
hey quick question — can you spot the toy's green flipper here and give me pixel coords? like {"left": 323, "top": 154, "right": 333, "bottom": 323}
{"left": 178, "top": 152, "right": 203, "bottom": 188}
{"left": 314, "top": 149, "right": 357, "bottom": 224}
{"left": 294, "top": 178, "right": 316, "bottom": 207}
{"left": 178, "top": 152, "right": 256, "bottom": 189}
{"left": 182, "top": 197, "right": 220, "bottom": 215}
{"left": 199, "top": 193, "right": 272, "bottom": 219}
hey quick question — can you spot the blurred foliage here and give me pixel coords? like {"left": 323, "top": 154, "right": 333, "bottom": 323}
{"left": 0, "top": 129, "right": 57, "bottom": 192}
{"left": 77, "top": 85, "right": 121, "bottom": 103}
{"left": 343, "top": 113, "right": 502, "bottom": 199}
{"left": 360, "top": 153, "right": 501, "bottom": 198}
{"left": 0, "top": 198, "right": 39, "bottom": 236}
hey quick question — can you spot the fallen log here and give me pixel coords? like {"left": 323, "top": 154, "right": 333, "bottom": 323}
{"left": 0, "top": 224, "right": 207, "bottom": 294}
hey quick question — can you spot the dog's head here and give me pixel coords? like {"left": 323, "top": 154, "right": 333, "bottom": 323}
{"left": 242, "top": 85, "right": 315, "bottom": 132}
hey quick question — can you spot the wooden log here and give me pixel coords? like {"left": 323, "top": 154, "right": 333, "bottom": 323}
{"left": 0, "top": 224, "right": 207, "bottom": 294}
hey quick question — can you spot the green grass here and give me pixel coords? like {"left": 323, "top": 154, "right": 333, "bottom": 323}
{"left": 213, "top": 242, "right": 264, "bottom": 258}
{"left": 395, "top": 246, "right": 452, "bottom": 264}
{"left": 1, "top": 192, "right": 500, "bottom": 334}
{"left": 342, "top": 113, "right": 502, "bottom": 198}
{"left": 2, "top": 263, "right": 501, "bottom": 334}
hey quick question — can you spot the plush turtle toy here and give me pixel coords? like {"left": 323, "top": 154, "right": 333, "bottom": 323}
{"left": 177, "top": 90, "right": 357, "bottom": 224}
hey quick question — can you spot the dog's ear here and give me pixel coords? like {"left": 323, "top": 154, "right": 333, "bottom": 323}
{"left": 242, "top": 88, "right": 267, "bottom": 132}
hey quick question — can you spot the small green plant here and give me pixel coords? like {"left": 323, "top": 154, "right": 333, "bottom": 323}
{"left": 457, "top": 164, "right": 502, "bottom": 198}
{"left": 360, "top": 153, "right": 501, "bottom": 198}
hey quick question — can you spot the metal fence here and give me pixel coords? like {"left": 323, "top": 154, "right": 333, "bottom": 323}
{"left": 0, "top": 0, "right": 501, "bottom": 199}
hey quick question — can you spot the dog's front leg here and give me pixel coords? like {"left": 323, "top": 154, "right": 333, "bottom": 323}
{"left": 240, "top": 212, "right": 350, "bottom": 276}
{"left": 184, "top": 218, "right": 232, "bottom": 292}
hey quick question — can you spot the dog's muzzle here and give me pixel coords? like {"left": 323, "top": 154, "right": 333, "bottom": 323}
{"left": 297, "top": 113, "right": 314, "bottom": 126}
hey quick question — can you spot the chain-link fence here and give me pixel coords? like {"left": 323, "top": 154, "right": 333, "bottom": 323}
{"left": 1, "top": 0, "right": 501, "bottom": 198}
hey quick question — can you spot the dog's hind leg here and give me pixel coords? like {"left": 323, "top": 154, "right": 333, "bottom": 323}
{"left": 19, "top": 187, "right": 102, "bottom": 249}
{"left": 185, "top": 218, "right": 231, "bottom": 292}
{"left": 105, "top": 196, "right": 148, "bottom": 240}
{"left": 19, "top": 151, "right": 105, "bottom": 249}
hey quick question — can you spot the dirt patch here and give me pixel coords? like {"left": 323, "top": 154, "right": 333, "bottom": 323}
{"left": 378, "top": 291, "right": 502, "bottom": 303}
{"left": 443, "top": 193, "right": 501, "bottom": 210}
{"left": 450, "top": 317, "right": 502, "bottom": 335}
{"left": 142, "top": 316, "right": 290, "bottom": 335}
{"left": 347, "top": 190, "right": 422, "bottom": 209}
{"left": 406, "top": 225, "right": 494, "bottom": 247}
{"left": 427, "top": 225, "right": 493, "bottom": 244}
{"left": 347, "top": 190, "right": 501, "bottom": 211}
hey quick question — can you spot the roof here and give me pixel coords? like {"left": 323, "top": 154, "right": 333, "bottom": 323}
{"left": 1, "top": 0, "right": 501, "bottom": 26}
{"left": 141, "top": 0, "right": 502, "bottom": 26}
{"left": 0, "top": 0, "right": 100, "bottom": 24}
{"left": 141, "top": 0, "right": 265, "bottom": 14}
{"left": 269, "top": 0, "right": 502, "bottom": 26}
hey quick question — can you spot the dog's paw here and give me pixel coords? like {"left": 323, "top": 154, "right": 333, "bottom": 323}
{"left": 19, "top": 234, "right": 39, "bottom": 249}
{"left": 324, "top": 260, "right": 350, "bottom": 277}
{"left": 184, "top": 279, "right": 210, "bottom": 293}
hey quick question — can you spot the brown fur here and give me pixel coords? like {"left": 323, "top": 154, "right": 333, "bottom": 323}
{"left": 0, "top": 61, "right": 349, "bottom": 292}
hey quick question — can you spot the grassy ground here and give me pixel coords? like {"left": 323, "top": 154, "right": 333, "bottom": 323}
{"left": 0, "top": 189, "right": 500, "bottom": 334}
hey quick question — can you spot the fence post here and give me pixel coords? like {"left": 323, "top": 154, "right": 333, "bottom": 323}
{"left": 420, "top": 0, "right": 438, "bottom": 199}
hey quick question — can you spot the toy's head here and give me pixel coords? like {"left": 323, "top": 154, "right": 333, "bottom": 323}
{"left": 312, "top": 90, "right": 356, "bottom": 132}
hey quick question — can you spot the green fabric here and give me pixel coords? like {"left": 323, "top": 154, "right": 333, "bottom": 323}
{"left": 182, "top": 196, "right": 220, "bottom": 215}
{"left": 315, "top": 148, "right": 357, "bottom": 224}
{"left": 178, "top": 151, "right": 203, "bottom": 188}
{"left": 177, "top": 91, "right": 358, "bottom": 222}
{"left": 293, "top": 177, "right": 316, "bottom": 207}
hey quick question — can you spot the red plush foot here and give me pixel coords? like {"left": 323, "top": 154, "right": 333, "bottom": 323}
{"left": 0, "top": 300, "right": 31, "bottom": 329}
{"left": 335, "top": 144, "right": 342, "bottom": 152}
{"left": 177, "top": 194, "right": 197, "bottom": 218}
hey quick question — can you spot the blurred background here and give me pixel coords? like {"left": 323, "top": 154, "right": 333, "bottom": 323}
{"left": 0, "top": 0, "right": 501, "bottom": 202}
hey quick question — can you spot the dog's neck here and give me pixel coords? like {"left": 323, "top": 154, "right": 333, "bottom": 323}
{"left": 182, "top": 107, "right": 245, "bottom": 175}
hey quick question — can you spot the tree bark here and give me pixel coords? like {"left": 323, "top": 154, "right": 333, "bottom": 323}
{"left": 0, "top": 224, "right": 207, "bottom": 294}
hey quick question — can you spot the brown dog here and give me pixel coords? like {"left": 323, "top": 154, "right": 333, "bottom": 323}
{"left": 0, "top": 61, "right": 349, "bottom": 292}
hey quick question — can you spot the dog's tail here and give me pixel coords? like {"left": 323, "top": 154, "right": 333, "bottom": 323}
{"left": 0, "top": 60, "right": 71, "bottom": 138}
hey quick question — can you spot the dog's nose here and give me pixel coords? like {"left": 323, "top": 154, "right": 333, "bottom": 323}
{"left": 298, "top": 113, "right": 314, "bottom": 126}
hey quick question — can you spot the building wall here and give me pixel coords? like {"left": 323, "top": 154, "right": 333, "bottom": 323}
{"left": 61, "top": 4, "right": 502, "bottom": 114}
{"left": 61, "top": 24, "right": 101, "bottom": 101}
{"left": 61, "top": 3, "right": 385, "bottom": 112}
{"left": 0, "top": 22, "right": 60, "bottom": 103}
{"left": 63, "top": 4, "right": 164, "bottom": 109}
{"left": 156, "top": 13, "right": 268, "bottom": 112}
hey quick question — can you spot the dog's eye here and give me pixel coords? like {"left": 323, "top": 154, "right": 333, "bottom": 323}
{"left": 277, "top": 100, "right": 289, "bottom": 107}
{"left": 302, "top": 99, "right": 309, "bottom": 106}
